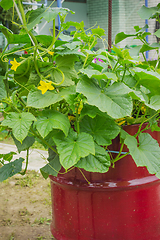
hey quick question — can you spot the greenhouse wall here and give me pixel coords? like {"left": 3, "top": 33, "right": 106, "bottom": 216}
{"left": 87, "top": 0, "right": 160, "bottom": 59}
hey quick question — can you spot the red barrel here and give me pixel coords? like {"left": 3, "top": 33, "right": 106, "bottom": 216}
{"left": 49, "top": 124, "right": 160, "bottom": 240}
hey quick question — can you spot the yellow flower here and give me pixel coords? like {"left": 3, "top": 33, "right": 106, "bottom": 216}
{"left": 10, "top": 58, "right": 21, "bottom": 71}
{"left": 48, "top": 51, "right": 54, "bottom": 56}
{"left": 118, "top": 120, "right": 126, "bottom": 126}
{"left": 68, "top": 116, "right": 76, "bottom": 122}
{"left": 116, "top": 117, "right": 126, "bottom": 126}
{"left": 76, "top": 100, "right": 83, "bottom": 114}
{"left": 78, "top": 107, "right": 82, "bottom": 114}
{"left": 141, "top": 105, "right": 146, "bottom": 114}
{"left": 37, "top": 81, "right": 54, "bottom": 94}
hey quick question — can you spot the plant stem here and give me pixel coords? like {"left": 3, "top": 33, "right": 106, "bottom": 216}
{"left": 83, "top": 36, "right": 97, "bottom": 68}
{"left": 3, "top": 61, "right": 9, "bottom": 97}
{"left": 142, "top": 52, "right": 147, "bottom": 63}
{"left": 14, "top": 0, "right": 43, "bottom": 61}
{"left": 112, "top": 152, "right": 129, "bottom": 163}
{"left": 105, "top": 79, "right": 111, "bottom": 88}
{"left": 112, "top": 142, "right": 124, "bottom": 163}
{"left": 30, "top": 128, "right": 58, "bottom": 155}
{"left": 49, "top": 19, "right": 56, "bottom": 50}
{"left": 1, "top": 43, "right": 9, "bottom": 56}
{"left": 155, "top": 50, "right": 160, "bottom": 70}
{"left": 121, "top": 65, "right": 126, "bottom": 82}
{"left": 113, "top": 60, "right": 119, "bottom": 72}
{"left": 77, "top": 168, "right": 90, "bottom": 184}
{"left": 14, "top": 78, "right": 30, "bottom": 92}
{"left": 34, "top": 47, "right": 42, "bottom": 79}
{"left": 83, "top": 53, "right": 89, "bottom": 69}
{"left": 20, "top": 148, "right": 29, "bottom": 175}
{"left": 17, "top": 0, "right": 27, "bottom": 26}
{"left": 134, "top": 108, "right": 148, "bottom": 137}
{"left": 17, "top": 94, "right": 27, "bottom": 108}
{"left": 138, "top": 36, "right": 147, "bottom": 45}
{"left": 76, "top": 107, "right": 80, "bottom": 134}
{"left": 135, "top": 102, "right": 143, "bottom": 119}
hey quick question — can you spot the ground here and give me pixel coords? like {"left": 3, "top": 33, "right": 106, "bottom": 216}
{"left": 0, "top": 171, "right": 55, "bottom": 240}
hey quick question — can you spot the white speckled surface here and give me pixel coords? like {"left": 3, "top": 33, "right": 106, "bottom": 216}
{"left": 0, "top": 143, "right": 48, "bottom": 171}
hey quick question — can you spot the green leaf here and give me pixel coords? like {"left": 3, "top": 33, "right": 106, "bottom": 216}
{"left": 59, "top": 85, "right": 76, "bottom": 98}
{"left": 123, "top": 74, "right": 137, "bottom": 88}
{"left": 40, "top": 155, "right": 61, "bottom": 179}
{"left": 53, "top": 129, "right": 95, "bottom": 169}
{"left": 0, "top": 24, "right": 13, "bottom": 43}
{"left": 133, "top": 68, "right": 160, "bottom": 95}
{"left": 120, "top": 129, "right": 130, "bottom": 141}
{"left": 65, "top": 41, "right": 82, "bottom": 50}
{"left": 91, "top": 26, "right": 106, "bottom": 37}
{"left": 112, "top": 46, "right": 129, "bottom": 60}
{"left": 12, "top": 135, "right": 35, "bottom": 153}
{"left": 51, "top": 68, "right": 75, "bottom": 86}
{"left": 146, "top": 95, "right": 160, "bottom": 110}
{"left": 80, "top": 68, "right": 100, "bottom": 78}
{"left": 129, "top": 90, "right": 148, "bottom": 103}
{"left": 80, "top": 115, "right": 120, "bottom": 146}
{"left": 51, "top": 55, "right": 78, "bottom": 86}
{"left": 35, "top": 110, "right": 70, "bottom": 138}
{"left": 154, "top": 29, "right": 160, "bottom": 38}
{"left": 56, "top": 48, "right": 85, "bottom": 57}
{"left": 115, "top": 32, "right": 135, "bottom": 44}
{"left": 44, "top": 8, "right": 70, "bottom": 22}
{"left": 102, "top": 72, "right": 117, "bottom": 81}
{"left": 0, "top": 76, "right": 7, "bottom": 100}
{"left": 76, "top": 144, "right": 111, "bottom": 173}
{"left": 81, "top": 104, "right": 105, "bottom": 118}
{"left": 0, "top": 0, "right": 13, "bottom": 10}
{"left": 150, "top": 122, "right": 160, "bottom": 132}
{"left": 47, "top": 147, "right": 57, "bottom": 162}
{"left": 27, "top": 85, "right": 76, "bottom": 108}
{"left": 76, "top": 79, "right": 133, "bottom": 118}
{"left": 14, "top": 59, "right": 31, "bottom": 85}
{"left": 138, "top": 5, "right": 158, "bottom": 20}
{"left": 80, "top": 68, "right": 117, "bottom": 81}
{"left": 27, "top": 7, "right": 72, "bottom": 31}
{"left": 27, "top": 71, "right": 40, "bottom": 86}
{"left": 62, "top": 21, "right": 84, "bottom": 31}
{"left": 134, "top": 24, "right": 149, "bottom": 33}
{"left": 0, "top": 152, "right": 17, "bottom": 163}
{"left": 58, "top": 33, "right": 73, "bottom": 42}
{"left": 36, "top": 35, "right": 52, "bottom": 47}
{"left": 0, "top": 158, "right": 24, "bottom": 182}
{"left": 1, "top": 112, "right": 35, "bottom": 142}
{"left": 9, "top": 34, "right": 31, "bottom": 44}
{"left": 27, "top": 88, "right": 62, "bottom": 108}
{"left": 129, "top": 45, "right": 142, "bottom": 57}
{"left": 124, "top": 133, "right": 160, "bottom": 176}
{"left": 140, "top": 43, "right": 160, "bottom": 53}
{"left": 63, "top": 94, "right": 77, "bottom": 112}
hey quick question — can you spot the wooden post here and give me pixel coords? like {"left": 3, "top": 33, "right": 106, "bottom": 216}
{"left": 108, "top": 0, "right": 112, "bottom": 52}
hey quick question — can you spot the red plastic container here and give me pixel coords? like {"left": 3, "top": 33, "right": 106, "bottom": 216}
{"left": 49, "top": 124, "right": 160, "bottom": 240}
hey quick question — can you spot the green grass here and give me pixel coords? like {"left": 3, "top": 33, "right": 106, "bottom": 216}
{"left": 14, "top": 171, "right": 40, "bottom": 187}
{"left": 33, "top": 217, "right": 51, "bottom": 225}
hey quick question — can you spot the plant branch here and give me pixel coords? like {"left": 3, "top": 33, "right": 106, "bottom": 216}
{"left": 112, "top": 142, "right": 125, "bottom": 163}
{"left": 112, "top": 152, "right": 130, "bottom": 163}
{"left": 20, "top": 148, "right": 29, "bottom": 175}
{"left": 30, "top": 128, "right": 58, "bottom": 155}
{"left": 121, "top": 65, "right": 127, "bottom": 82}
